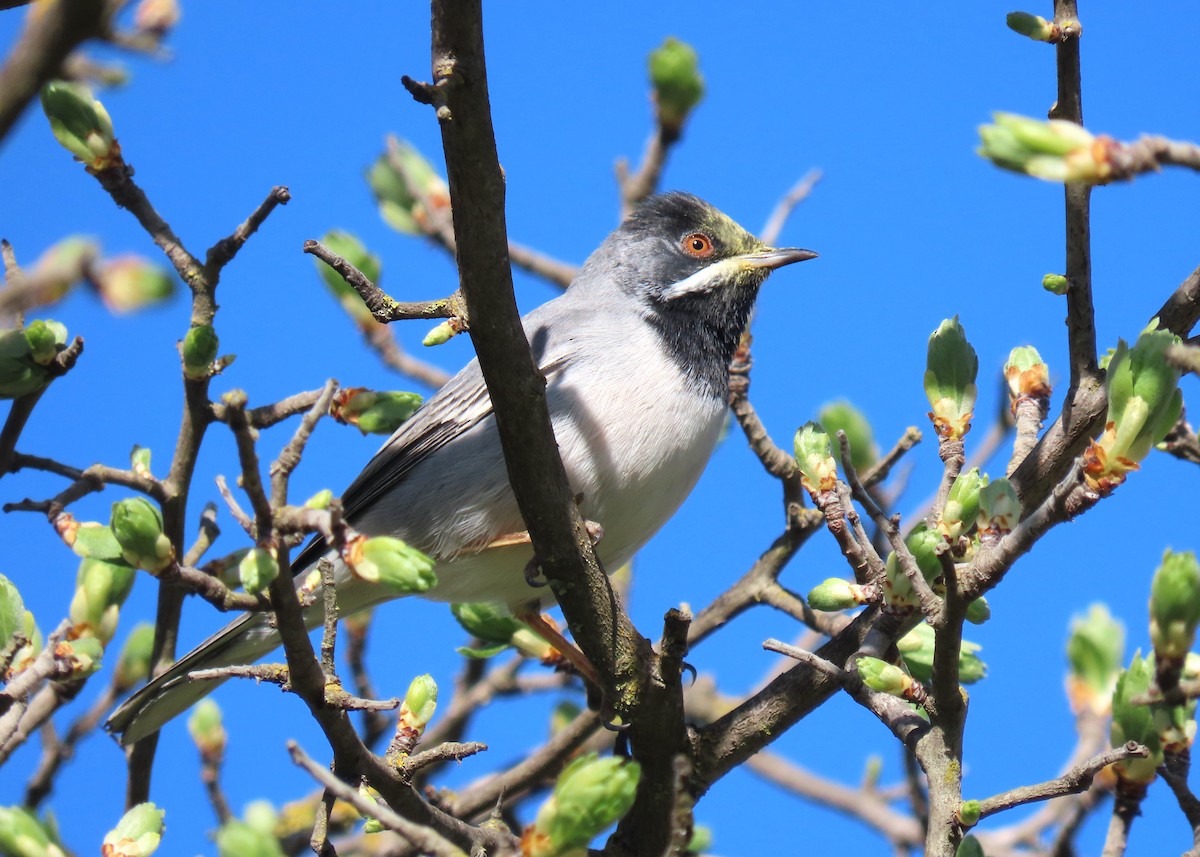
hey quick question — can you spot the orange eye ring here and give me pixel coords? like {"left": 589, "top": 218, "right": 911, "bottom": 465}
{"left": 682, "top": 232, "right": 715, "bottom": 258}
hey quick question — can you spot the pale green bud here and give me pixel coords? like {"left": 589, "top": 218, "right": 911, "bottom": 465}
{"left": 400, "top": 674, "right": 438, "bottom": 730}
{"left": 1042, "top": 273, "right": 1069, "bottom": 294}
{"left": 1066, "top": 604, "right": 1124, "bottom": 715}
{"left": 314, "top": 230, "right": 379, "bottom": 329}
{"left": 215, "top": 820, "right": 284, "bottom": 857}
{"left": 0, "top": 573, "right": 24, "bottom": 649}
{"left": 1006, "top": 11, "right": 1056, "bottom": 41}
{"left": 818, "top": 400, "right": 878, "bottom": 473}
{"left": 358, "top": 784, "right": 385, "bottom": 835}
{"left": 4, "top": 611, "right": 42, "bottom": 680}
{"left": 69, "top": 556, "right": 136, "bottom": 643}
{"left": 687, "top": 825, "right": 713, "bottom": 855}
{"left": 978, "top": 112, "right": 1107, "bottom": 184}
{"left": 114, "top": 623, "right": 155, "bottom": 692}
{"left": 807, "top": 578, "right": 869, "bottom": 612}
{"left": 897, "top": 624, "right": 986, "bottom": 686}
{"left": 303, "top": 489, "right": 333, "bottom": 510}
{"left": 22, "top": 320, "right": 65, "bottom": 366}
{"left": 1004, "top": 346, "right": 1050, "bottom": 401}
{"left": 181, "top": 325, "right": 219, "bottom": 380}
{"left": 525, "top": 754, "right": 641, "bottom": 857}
{"left": 0, "top": 806, "right": 67, "bottom": 857}
{"left": 939, "top": 467, "right": 987, "bottom": 540}
{"left": 856, "top": 656, "right": 915, "bottom": 698}
{"left": 924, "top": 317, "right": 978, "bottom": 439}
{"left": 344, "top": 536, "right": 436, "bottom": 594}
{"left": 366, "top": 138, "right": 451, "bottom": 236}
{"left": 187, "top": 699, "right": 226, "bottom": 760}
{"left": 28, "top": 236, "right": 99, "bottom": 299}
{"left": 648, "top": 37, "right": 704, "bottom": 132}
{"left": 451, "top": 601, "right": 524, "bottom": 643}
{"left": 1150, "top": 549, "right": 1200, "bottom": 662}
{"left": 965, "top": 596, "right": 991, "bottom": 625}
{"left": 883, "top": 524, "right": 945, "bottom": 609}
{"left": 241, "top": 802, "right": 277, "bottom": 838}
{"left": 101, "top": 803, "right": 164, "bottom": 857}
{"left": 63, "top": 518, "right": 124, "bottom": 561}
{"left": 977, "top": 478, "right": 1020, "bottom": 536}
{"left": 39, "top": 80, "right": 120, "bottom": 170}
{"left": 237, "top": 547, "right": 279, "bottom": 595}
{"left": 1110, "top": 653, "right": 1162, "bottom": 785}
{"left": 0, "top": 327, "right": 50, "bottom": 399}
{"left": 957, "top": 799, "right": 982, "bottom": 827}
{"left": 111, "top": 498, "right": 174, "bottom": 572}
{"left": 95, "top": 256, "right": 175, "bottom": 313}
{"left": 793, "top": 421, "right": 837, "bottom": 494}
{"left": 59, "top": 636, "right": 103, "bottom": 679}
{"left": 130, "top": 445, "right": 152, "bottom": 478}
{"left": 422, "top": 319, "right": 460, "bottom": 347}
{"left": 330, "top": 388, "right": 423, "bottom": 435}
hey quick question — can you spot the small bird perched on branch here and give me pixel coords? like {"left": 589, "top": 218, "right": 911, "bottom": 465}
{"left": 108, "top": 192, "right": 816, "bottom": 744}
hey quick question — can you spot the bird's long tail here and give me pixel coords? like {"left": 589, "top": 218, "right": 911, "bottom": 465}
{"left": 107, "top": 610, "right": 281, "bottom": 746}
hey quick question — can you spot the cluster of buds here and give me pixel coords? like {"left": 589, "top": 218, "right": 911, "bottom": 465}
{"left": 101, "top": 802, "right": 165, "bottom": 857}
{"left": 976, "top": 478, "right": 1021, "bottom": 543}
{"left": 366, "top": 136, "right": 451, "bottom": 236}
{"left": 978, "top": 112, "right": 1115, "bottom": 185}
{"left": 39, "top": 80, "right": 122, "bottom": 171}
{"left": 897, "top": 623, "right": 987, "bottom": 686}
{"left": 818, "top": 400, "right": 878, "bottom": 474}
{"left": 1083, "top": 325, "right": 1183, "bottom": 496}
{"left": 520, "top": 754, "right": 641, "bottom": 857}
{"left": 450, "top": 602, "right": 556, "bottom": 661}
{"left": 856, "top": 656, "right": 928, "bottom": 706}
{"left": 313, "top": 230, "right": 381, "bottom": 330}
{"left": 110, "top": 497, "right": 175, "bottom": 573}
{"left": 793, "top": 421, "right": 837, "bottom": 497}
{"left": 0, "top": 319, "right": 68, "bottom": 399}
{"left": 342, "top": 535, "right": 436, "bottom": 594}
{"left": 384, "top": 674, "right": 438, "bottom": 763}
{"left": 330, "top": 387, "right": 423, "bottom": 436}
{"left": 924, "top": 317, "right": 978, "bottom": 440}
{"left": 69, "top": 555, "right": 136, "bottom": 644}
{"left": 647, "top": 37, "right": 705, "bottom": 135}
{"left": 881, "top": 525, "right": 944, "bottom": 611}
{"left": 0, "top": 806, "right": 68, "bottom": 857}
{"left": 1004, "top": 346, "right": 1051, "bottom": 411}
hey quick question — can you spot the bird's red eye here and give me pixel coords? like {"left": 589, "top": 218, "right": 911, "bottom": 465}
{"left": 682, "top": 232, "right": 714, "bottom": 258}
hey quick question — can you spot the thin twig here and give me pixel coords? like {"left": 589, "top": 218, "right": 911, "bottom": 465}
{"left": 759, "top": 170, "right": 823, "bottom": 246}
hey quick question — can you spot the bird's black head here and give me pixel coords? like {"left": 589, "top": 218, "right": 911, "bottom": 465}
{"left": 578, "top": 192, "right": 816, "bottom": 398}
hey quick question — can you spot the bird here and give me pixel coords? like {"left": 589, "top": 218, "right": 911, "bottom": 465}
{"left": 107, "top": 191, "right": 816, "bottom": 745}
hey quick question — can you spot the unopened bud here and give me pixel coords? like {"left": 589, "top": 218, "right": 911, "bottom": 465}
{"left": 1110, "top": 653, "right": 1162, "bottom": 785}
{"left": 343, "top": 535, "right": 436, "bottom": 594}
{"left": 188, "top": 699, "right": 226, "bottom": 760}
{"left": 40, "top": 79, "right": 121, "bottom": 170}
{"left": 1150, "top": 549, "right": 1200, "bottom": 663}
{"left": 0, "top": 806, "right": 67, "bottom": 857}
{"left": 111, "top": 498, "right": 174, "bottom": 572}
{"left": 114, "top": 623, "right": 155, "bottom": 692}
{"left": 330, "top": 388, "right": 423, "bottom": 436}
{"left": 1042, "top": 273, "right": 1069, "bottom": 295}
{"left": 102, "top": 802, "right": 164, "bottom": 857}
{"left": 22, "top": 319, "right": 66, "bottom": 365}
{"left": 95, "top": 256, "right": 175, "bottom": 313}
{"left": 70, "top": 556, "right": 136, "bottom": 643}
{"left": 818, "top": 400, "right": 878, "bottom": 473}
{"left": 522, "top": 754, "right": 641, "bottom": 857}
{"left": 237, "top": 547, "right": 278, "bottom": 595}
{"left": 924, "top": 317, "right": 978, "bottom": 439}
{"left": 794, "top": 421, "right": 837, "bottom": 494}
{"left": 648, "top": 37, "right": 705, "bottom": 133}
{"left": 181, "top": 325, "right": 219, "bottom": 380}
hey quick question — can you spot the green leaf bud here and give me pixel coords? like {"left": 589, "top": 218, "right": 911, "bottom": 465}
{"left": 1150, "top": 549, "right": 1200, "bottom": 662}
{"left": 1110, "top": 653, "right": 1163, "bottom": 785}
{"left": 22, "top": 320, "right": 65, "bottom": 366}
{"left": 897, "top": 624, "right": 987, "bottom": 686}
{"left": 856, "top": 656, "right": 916, "bottom": 699}
{"left": 28, "top": 236, "right": 99, "bottom": 300}
{"left": 366, "top": 138, "right": 451, "bottom": 236}
{"left": 0, "top": 323, "right": 56, "bottom": 398}
{"left": 957, "top": 799, "right": 981, "bottom": 828}
{"left": 687, "top": 825, "right": 713, "bottom": 855}
{"left": 69, "top": 556, "right": 136, "bottom": 643}
{"left": 110, "top": 498, "right": 174, "bottom": 572}
{"left": 237, "top": 547, "right": 278, "bottom": 595}
{"left": 344, "top": 535, "right": 436, "bottom": 594}
{"left": 924, "top": 317, "right": 978, "bottom": 439}
{"left": 807, "top": 577, "right": 871, "bottom": 612}
{"left": 241, "top": 802, "right": 277, "bottom": 838}
{"left": 399, "top": 673, "right": 438, "bottom": 730}
{"left": 0, "top": 806, "right": 67, "bottom": 857}
{"left": 793, "top": 421, "right": 837, "bottom": 494}
{"left": 1042, "top": 273, "right": 1069, "bottom": 295}
{"left": 130, "top": 445, "right": 152, "bottom": 478}
{"left": 0, "top": 573, "right": 25, "bottom": 648}
{"left": 95, "top": 256, "right": 176, "bottom": 313}
{"left": 314, "top": 230, "right": 379, "bottom": 329}
{"left": 939, "top": 467, "right": 988, "bottom": 540}
{"left": 187, "top": 699, "right": 226, "bottom": 760}
{"left": 303, "top": 489, "right": 333, "bottom": 510}
{"left": 818, "top": 400, "right": 878, "bottom": 473}
{"left": 422, "top": 319, "right": 462, "bottom": 347}
{"left": 1004, "top": 346, "right": 1051, "bottom": 402}
{"left": 1006, "top": 11, "right": 1056, "bottom": 41}
{"left": 1066, "top": 604, "right": 1125, "bottom": 715}
{"left": 215, "top": 820, "right": 285, "bottom": 857}
{"left": 66, "top": 518, "right": 125, "bottom": 561}
{"left": 978, "top": 112, "right": 1107, "bottom": 184}
{"left": 114, "top": 623, "right": 155, "bottom": 692}
{"left": 39, "top": 80, "right": 121, "bottom": 170}
{"left": 59, "top": 635, "right": 103, "bottom": 679}
{"left": 102, "top": 802, "right": 164, "bottom": 857}
{"left": 648, "top": 37, "right": 704, "bottom": 132}
{"left": 965, "top": 596, "right": 991, "bottom": 625}
{"left": 524, "top": 754, "right": 641, "bottom": 857}
{"left": 5, "top": 610, "right": 42, "bottom": 680}
{"left": 451, "top": 602, "right": 523, "bottom": 644}
{"left": 181, "top": 325, "right": 219, "bottom": 380}
{"left": 330, "top": 388, "right": 423, "bottom": 435}
{"left": 977, "top": 478, "right": 1020, "bottom": 537}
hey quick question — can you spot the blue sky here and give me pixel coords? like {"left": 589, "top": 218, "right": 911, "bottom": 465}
{"left": 1, "top": 2, "right": 1198, "bottom": 855}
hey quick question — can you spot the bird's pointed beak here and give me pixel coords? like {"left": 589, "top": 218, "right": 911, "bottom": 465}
{"left": 739, "top": 247, "right": 819, "bottom": 271}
